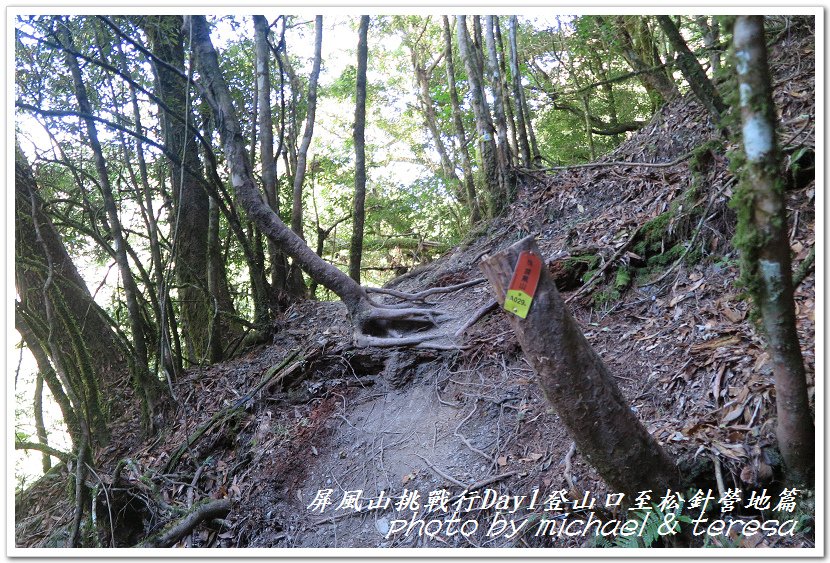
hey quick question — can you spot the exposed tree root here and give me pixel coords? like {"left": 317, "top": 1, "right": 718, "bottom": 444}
{"left": 365, "top": 278, "right": 485, "bottom": 303}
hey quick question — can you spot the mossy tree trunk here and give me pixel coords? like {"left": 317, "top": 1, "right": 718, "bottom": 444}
{"left": 656, "top": 15, "right": 726, "bottom": 121}
{"left": 731, "top": 15, "right": 814, "bottom": 486}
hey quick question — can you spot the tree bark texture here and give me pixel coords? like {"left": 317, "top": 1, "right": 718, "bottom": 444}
{"left": 349, "top": 16, "right": 370, "bottom": 283}
{"left": 732, "top": 15, "right": 814, "bottom": 486}
{"left": 480, "top": 236, "right": 680, "bottom": 497}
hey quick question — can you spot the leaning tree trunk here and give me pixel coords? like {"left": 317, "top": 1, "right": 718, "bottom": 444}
{"left": 656, "top": 15, "right": 726, "bottom": 121}
{"left": 732, "top": 15, "right": 814, "bottom": 486}
{"left": 480, "top": 236, "right": 680, "bottom": 497}
{"left": 349, "top": 16, "right": 370, "bottom": 283}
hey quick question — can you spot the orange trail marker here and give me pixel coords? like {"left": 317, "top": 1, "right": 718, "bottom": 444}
{"left": 504, "top": 250, "right": 542, "bottom": 319}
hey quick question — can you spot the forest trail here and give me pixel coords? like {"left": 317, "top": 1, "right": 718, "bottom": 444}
{"left": 15, "top": 26, "right": 815, "bottom": 549}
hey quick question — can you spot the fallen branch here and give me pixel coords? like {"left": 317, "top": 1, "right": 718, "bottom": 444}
{"left": 136, "top": 499, "right": 231, "bottom": 548}
{"left": 518, "top": 149, "right": 696, "bottom": 173}
{"left": 639, "top": 178, "right": 734, "bottom": 289}
{"left": 455, "top": 299, "right": 498, "bottom": 337}
{"left": 792, "top": 246, "right": 815, "bottom": 290}
{"left": 415, "top": 453, "right": 468, "bottom": 488}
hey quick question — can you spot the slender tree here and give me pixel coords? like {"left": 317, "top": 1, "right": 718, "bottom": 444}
{"left": 291, "top": 15, "right": 323, "bottom": 240}
{"left": 254, "top": 15, "right": 289, "bottom": 301}
{"left": 349, "top": 16, "right": 370, "bottom": 283}
{"left": 442, "top": 15, "right": 480, "bottom": 224}
{"left": 484, "top": 15, "right": 513, "bottom": 175}
{"left": 456, "top": 16, "right": 505, "bottom": 216}
{"left": 140, "top": 15, "right": 240, "bottom": 360}
{"left": 57, "top": 19, "right": 162, "bottom": 423}
{"left": 507, "top": 16, "right": 532, "bottom": 166}
{"left": 732, "top": 15, "right": 814, "bottom": 486}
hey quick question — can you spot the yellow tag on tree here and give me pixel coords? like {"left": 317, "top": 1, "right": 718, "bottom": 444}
{"left": 504, "top": 251, "right": 542, "bottom": 319}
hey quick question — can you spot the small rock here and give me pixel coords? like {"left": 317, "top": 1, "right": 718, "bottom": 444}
{"left": 376, "top": 517, "right": 390, "bottom": 535}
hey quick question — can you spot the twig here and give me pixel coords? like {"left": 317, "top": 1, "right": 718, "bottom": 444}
{"left": 414, "top": 453, "right": 469, "bottom": 488}
{"left": 137, "top": 499, "right": 231, "bottom": 548}
{"left": 563, "top": 442, "right": 577, "bottom": 492}
{"left": 455, "top": 299, "right": 498, "bottom": 337}
{"left": 712, "top": 454, "right": 727, "bottom": 500}
{"left": 448, "top": 470, "right": 522, "bottom": 504}
{"left": 519, "top": 149, "right": 695, "bottom": 173}
{"left": 454, "top": 402, "right": 496, "bottom": 465}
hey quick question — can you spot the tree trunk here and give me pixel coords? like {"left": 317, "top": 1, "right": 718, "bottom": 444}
{"left": 349, "top": 16, "right": 370, "bottom": 283}
{"left": 16, "top": 148, "right": 116, "bottom": 443}
{"left": 441, "top": 15, "right": 480, "bottom": 225}
{"left": 141, "top": 15, "right": 239, "bottom": 363}
{"left": 656, "top": 15, "right": 726, "bottom": 121}
{"left": 732, "top": 15, "right": 814, "bottom": 486}
{"left": 696, "top": 16, "right": 721, "bottom": 74}
{"left": 507, "top": 16, "right": 532, "bottom": 166}
{"left": 456, "top": 16, "right": 504, "bottom": 217}
{"left": 601, "top": 15, "right": 678, "bottom": 103}
{"left": 15, "top": 307, "right": 80, "bottom": 445}
{"left": 58, "top": 22, "right": 162, "bottom": 425}
{"left": 484, "top": 16, "right": 513, "bottom": 172}
{"left": 291, "top": 15, "right": 323, "bottom": 239}
{"left": 480, "top": 236, "right": 680, "bottom": 497}
{"left": 33, "top": 370, "right": 51, "bottom": 473}
{"left": 189, "top": 15, "right": 450, "bottom": 348}
{"left": 494, "top": 18, "right": 519, "bottom": 162}
{"left": 254, "top": 15, "right": 289, "bottom": 302}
